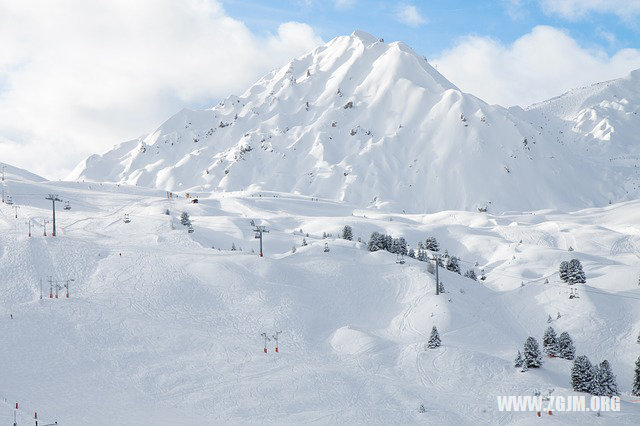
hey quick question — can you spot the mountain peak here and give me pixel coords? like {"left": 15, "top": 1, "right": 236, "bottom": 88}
{"left": 350, "top": 30, "right": 379, "bottom": 45}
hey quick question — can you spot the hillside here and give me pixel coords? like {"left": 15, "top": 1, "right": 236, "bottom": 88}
{"left": 1, "top": 166, "right": 640, "bottom": 424}
{"left": 70, "top": 31, "right": 640, "bottom": 213}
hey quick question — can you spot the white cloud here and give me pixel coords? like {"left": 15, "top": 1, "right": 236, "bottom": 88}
{"left": 395, "top": 5, "right": 427, "bottom": 27}
{"left": 540, "top": 0, "right": 640, "bottom": 19}
{"left": 433, "top": 25, "right": 640, "bottom": 107}
{"left": 0, "top": 0, "right": 322, "bottom": 179}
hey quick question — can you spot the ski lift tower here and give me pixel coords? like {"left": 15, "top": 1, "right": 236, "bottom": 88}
{"left": 254, "top": 225, "right": 269, "bottom": 257}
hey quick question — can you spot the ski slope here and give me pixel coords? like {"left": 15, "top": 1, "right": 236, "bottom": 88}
{"left": 1, "top": 164, "right": 640, "bottom": 424}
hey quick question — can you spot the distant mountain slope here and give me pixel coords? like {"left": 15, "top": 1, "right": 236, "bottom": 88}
{"left": 1, "top": 162, "right": 47, "bottom": 183}
{"left": 70, "top": 31, "right": 640, "bottom": 213}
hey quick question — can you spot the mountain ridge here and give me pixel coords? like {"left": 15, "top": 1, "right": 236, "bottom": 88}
{"left": 70, "top": 31, "right": 640, "bottom": 213}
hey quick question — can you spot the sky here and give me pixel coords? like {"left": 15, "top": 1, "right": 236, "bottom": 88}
{"left": 0, "top": 0, "right": 639, "bottom": 179}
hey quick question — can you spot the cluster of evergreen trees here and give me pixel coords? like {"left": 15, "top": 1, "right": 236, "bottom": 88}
{"left": 367, "top": 232, "right": 408, "bottom": 255}
{"left": 571, "top": 356, "right": 619, "bottom": 396}
{"left": 365, "top": 234, "right": 481, "bottom": 281}
{"left": 515, "top": 328, "right": 577, "bottom": 371}
{"left": 542, "top": 327, "right": 575, "bottom": 359}
{"left": 559, "top": 259, "right": 586, "bottom": 284}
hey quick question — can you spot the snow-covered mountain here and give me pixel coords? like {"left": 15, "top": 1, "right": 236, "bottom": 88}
{"left": 70, "top": 31, "right": 640, "bottom": 213}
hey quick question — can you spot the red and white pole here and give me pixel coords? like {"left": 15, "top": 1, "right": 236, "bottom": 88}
{"left": 272, "top": 331, "right": 282, "bottom": 353}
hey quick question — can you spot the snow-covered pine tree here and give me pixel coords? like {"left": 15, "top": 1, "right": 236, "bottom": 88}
{"left": 408, "top": 248, "right": 415, "bottom": 258}
{"left": 302, "top": 238, "right": 308, "bottom": 246}
{"left": 180, "top": 211, "right": 191, "bottom": 227}
{"left": 558, "top": 332, "right": 576, "bottom": 360}
{"left": 543, "top": 327, "right": 559, "bottom": 357}
{"left": 637, "top": 331, "right": 640, "bottom": 344}
{"left": 425, "top": 237, "right": 439, "bottom": 252}
{"left": 342, "top": 225, "right": 353, "bottom": 241}
{"left": 383, "top": 234, "right": 393, "bottom": 252}
{"left": 568, "top": 259, "right": 586, "bottom": 284}
{"left": 390, "top": 238, "right": 400, "bottom": 254}
{"left": 368, "top": 232, "right": 382, "bottom": 251}
{"left": 417, "top": 241, "right": 424, "bottom": 250}
{"left": 464, "top": 269, "right": 477, "bottom": 281}
{"left": 446, "top": 256, "right": 461, "bottom": 274}
{"left": 514, "top": 350, "right": 524, "bottom": 368}
{"left": 593, "top": 360, "right": 619, "bottom": 396}
{"left": 571, "top": 355, "right": 595, "bottom": 393}
{"left": 427, "top": 326, "right": 441, "bottom": 349}
{"left": 397, "top": 237, "right": 408, "bottom": 255}
{"left": 559, "top": 261, "right": 569, "bottom": 283}
{"left": 523, "top": 337, "right": 543, "bottom": 368}
{"left": 231, "top": 243, "right": 236, "bottom": 251}
{"left": 632, "top": 355, "right": 640, "bottom": 396}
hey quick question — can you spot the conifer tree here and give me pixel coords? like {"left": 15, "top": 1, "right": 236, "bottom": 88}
{"left": 514, "top": 350, "right": 523, "bottom": 368}
{"left": 567, "top": 259, "right": 586, "bottom": 284}
{"left": 593, "top": 360, "right": 619, "bottom": 396}
{"left": 523, "top": 337, "right": 543, "bottom": 368}
{"left": 383, "top": 234, "right": 393, "bottom": 252}
{"left": 368, "top": 232, "right": 382, "bottom": 251}
{"left": 446, "top": 256, "right": 461, "bottom": 274}
{"left": 632, "top": 356, "right": 640, "bottom": 396}
{"left": 571, "top": 355, "right": 595, "bottom": 393}
{"left": 464, "top": 269, "right": 477, "bottom": 281}
{"left": 424, "top": 237, "right": 439, "bottom": 252}
{"left": 427, "top": 326, "right": 441, "bottom": 349}
{"left": 341, "top": 225, "right": 353, "bottom": 241}
{"left": 542, "top": 327, "right": 559, "bottom": 356}
{"left": 408, "top": 248, "right": 415, "bottom": 258}
{"left": 559, "top": 261, "right": 569, "bottom": 283}
{"left": 397, "top": 237, "right": 408, "bottom": 255}
{"left": 180, "top": 211, "right": 191, "bottom": 227}
{"left": 302, "top": 238, "right": 308, "bottom": 246}
{"left": 558, "top": 332, "right": 576, "bottom": 360}
{"left": 390, "top": 238, "right": 400, "bottom": 254}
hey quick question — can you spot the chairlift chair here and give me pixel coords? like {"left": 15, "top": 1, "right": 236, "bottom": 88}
{"left": 123, "top": 214, "right": 131, "bottom": 223}
{"left": 569, "top": 287, "right": 580, "bottom": 299}
{"left": 64, "top": 201, "right": 71, "bottom": 210}
{"left": 188, "top": 226, "right": 195, "bottom": 233}
{"left": 5, "top": 195, "right": 13, "bottom": 205}
{"left": 323, "top": 243, "right": 330, "bottom": 252}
